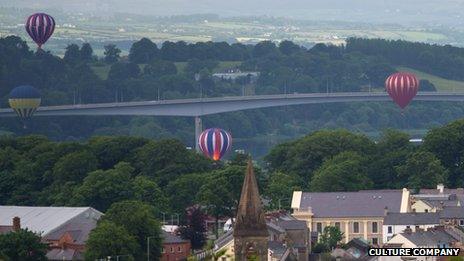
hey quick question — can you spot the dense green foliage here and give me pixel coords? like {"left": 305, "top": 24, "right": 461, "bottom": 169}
{"left": 266, "top": 119, "right": 464, "bottom": 191}
{"left": 1, "top": 36, "right": 464, "bottom": 148}
{"left": 0, "top": 229, "right": 48, "bottom": 261}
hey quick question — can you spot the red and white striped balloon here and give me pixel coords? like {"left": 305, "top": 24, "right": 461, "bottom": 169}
{"left": 25, "top": 13, "right": 55, "bottom": 49}
{"left": 385, "top": 72, "right": 419, "bottom": 109}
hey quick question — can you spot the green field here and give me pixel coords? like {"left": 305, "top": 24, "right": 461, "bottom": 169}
{"left": 91, "top": 61, "right": 242, "bottom": 80}
{"left": 397, "top": 66, "right": 464, "bottom": 91}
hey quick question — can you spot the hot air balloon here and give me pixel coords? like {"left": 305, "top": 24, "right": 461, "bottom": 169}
{"left": 9, "top": 85, "right": 41, "bottom": 120}
{"left": 198, "top": 128, "right": 232, "bottom": 161}
{"left": 385, "top": 72, "right": 420, "bottom": 109}
{"left": 25, "top": 13, "right": 55, "bottom": 49}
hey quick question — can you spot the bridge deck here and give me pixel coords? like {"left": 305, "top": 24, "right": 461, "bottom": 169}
{"left": 0, "top": 92, "right": 463, "bottom": 117}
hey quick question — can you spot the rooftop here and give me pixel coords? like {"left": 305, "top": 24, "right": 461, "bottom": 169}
{"left": 384, "top": 212, "right": 440, "bottom": 225}
{"left": 163, "top": 231, "right": 190, "bottom": 244}
{"left": 298, "top": 190, "right": 403, "bottom": 218}
{"left": 401, "top": 229, "right": 457, "bottom": 246}
{"left": 0, "top": 206, "right": 102, "bottom": 236}
{"left": 440, "top": 206, "right": 464, "bottom": 219}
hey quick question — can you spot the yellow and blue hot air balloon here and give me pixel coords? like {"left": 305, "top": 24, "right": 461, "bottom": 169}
{"left": 8, "top": 85, "right": 41, "bottom": 119}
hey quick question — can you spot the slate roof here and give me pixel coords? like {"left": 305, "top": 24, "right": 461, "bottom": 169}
{"left": 401, "top": 230, "right": 457, "bottom": 247}
{"left": 0, "top": 206, "right": 102, "bottom": 236}
{"left": 384, "top": 212, "right": 440, "bottom": 225}
{"left": 268, "top": 241, "right": 287, "bottom": 256}
{"left": 163, "top": 231, "right": 189, "bottom": 244}
{"left": 440, "top": 207, "right": 464, "bottom": 219}
{"left": 276, "top": 220, "right": 307, "bottom": 230}
{"left": 299, "top": 190, "right": 403, "bottom": 218}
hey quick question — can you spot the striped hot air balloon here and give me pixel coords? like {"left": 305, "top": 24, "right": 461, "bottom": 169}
{"left": 25, "top": 13, "right": 55, "bottom": 49}
{"left": 9, "top": 85, "right": 41, "bottom": 119}
{"left": 385, "top": 72, "right": 420, "bottom": 109}
{"left": 198, "top": 128, "right": 232, "bottom": 161}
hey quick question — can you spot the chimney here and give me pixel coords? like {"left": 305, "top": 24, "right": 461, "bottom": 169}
{"left": 384, "top": 206, "right": 389, "bottom": 216}
{"left": 437, "top": 184, "right": 445, "bottom": 194}
{"left": 12, "top": 217, "right": 20, "bottom": 232}
{"left": 404, "top": 227, "right": 412, "bottom": 234}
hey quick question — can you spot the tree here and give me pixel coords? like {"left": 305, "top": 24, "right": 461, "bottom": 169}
{"left": 80, "top": 43, "right": 93, "bottom": 62}
{"left": 143, "top": 60, "right": 177, "bottom": 78}
{"left": 108, "top": 62, "right": 140, "bottom": 81}
{"left": 129, "top": 38, "right": 159, "bottom": 63}
{"left": 310, "top": 151, "right": 373, "bottom": 192}
{"left": 132, "top": 176, "right": 169, "bottom": 215}
{"left": 85, "top": 220, "right": 139, "bottom": 261}
{"left": 419, "top": 79, "right": 436, "bottom": 91}
{"left": 52, "top": 150, "right": 98, "bottom": 183}
{"left": 279, "top": 40, "right": 301, "bottom": 56}
{"left": 423, "top": 119, "right": 464, "bottom": 186}
{"left": 396, "top": 151, "right": 448, "bottom": 189}
{"left": 104, "top": 44, "right": 121, "bottom": 63}
{"left": 197, "top": 175, "right": 234, "bottom": 238}
{"left": 265, "top": 172, "right": 301, "bottom": 210}
{"left": 178, "top": 205, "right": 207, "bottom": 250}
{"left": 266, "top": 130, "right": 375, "bottom": 186}
{"left": 253, "top": 41, "right": 279, "bottom": 58}
{"left": 70, "top": 162, "right": 134, "bottom": 211}
{"left": 104, "top": 200, "right": 163, "bottom": 261}
{"left": 0, "top": 229, "right": 48, "bottom": 261}
{"left": 63, "top": 44, "right": 81, "bottom": 64}
{"left": 314, "top": 226, "right": 344, "bottom": 253}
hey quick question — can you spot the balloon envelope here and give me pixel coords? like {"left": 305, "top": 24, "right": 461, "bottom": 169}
{"left": 25, "top": 13, "right": 55, "bottom": 48}
{"left": 9, "top": 85, "right": 41, "bottom": 119}
{"left": 198, "top": 128, "right": 232, "bottom": 161}
{"left": 385, "top": 72, "right": 419, "bottom": 109}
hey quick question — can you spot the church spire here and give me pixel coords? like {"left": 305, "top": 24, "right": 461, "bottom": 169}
{"left": 234, "top": 158, "right": 268, "bottom": 237}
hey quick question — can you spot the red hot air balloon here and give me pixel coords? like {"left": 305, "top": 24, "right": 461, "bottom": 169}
{"left": 385, "top": 72, "right": 420, "bottom": 109}
{"left": 198, "top": 128, "right": 232, "bottom": 161}
{"left": 25, "top": 13, "right": 55, "bottom": 49}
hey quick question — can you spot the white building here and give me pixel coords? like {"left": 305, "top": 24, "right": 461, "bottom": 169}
{"left": 382, "top": 212, "right": 440, "bottom": 242}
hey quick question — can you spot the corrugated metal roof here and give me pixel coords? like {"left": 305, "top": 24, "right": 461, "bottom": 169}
{"left": 299, "top": 190, "right": 402, "bottom": 218}
{"left": 0, "top": 206, "right": 99, "bottom": 236}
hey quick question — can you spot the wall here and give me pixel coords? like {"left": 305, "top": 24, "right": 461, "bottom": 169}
{"left": 161, "top": 242, "right": 191, "bottom": 261}
{"left": 382, "top": 224, "right": 438, "bottom": 243}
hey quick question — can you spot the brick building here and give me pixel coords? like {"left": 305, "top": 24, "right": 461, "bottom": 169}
{"left": 162, "top": 231, "right": 191, "bottom": 261}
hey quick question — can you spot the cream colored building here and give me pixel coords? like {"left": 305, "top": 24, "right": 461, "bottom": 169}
{"left": 291, "top": 189, "right": 410, "bottom": 246}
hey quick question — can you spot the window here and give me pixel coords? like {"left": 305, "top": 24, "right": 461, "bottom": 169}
{"left": 178, "top": 246, "right": 182, "bottom": 252}
{"left": 353, "top": 222, "right": 359, "bottom": 233}
{"left": 171, "top": 247, "right": 174, "bottom": 253}
{"left": 372, "top": 222, "right": 378, "bottom": 233}
{"left": 316, "top": 222, "right": 322, "bottom": 233}
{"left": 460, "top": 220, "right": 464, "bottom": 226}
{"left": 372, "top": 238, "right": 378, "bottom": 245}
{"left": 161, "top": 247, "right": 165, "bottom": 253}
{"left": 388, "top": 226, "right": 392, "bottom": 234}
{"left": 335, "top": 222, "right": 341, "bottom": 230}
{"left": 425, "top": 209, "right": 429, "bottom": 213}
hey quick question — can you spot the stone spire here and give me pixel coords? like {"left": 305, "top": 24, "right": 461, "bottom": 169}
{"left": 234, "top": 158, "right": 268, "bottom": 261}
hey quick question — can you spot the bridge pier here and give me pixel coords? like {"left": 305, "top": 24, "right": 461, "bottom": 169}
{"left": 194, "top": 116, "right": 202, "bottom": 152}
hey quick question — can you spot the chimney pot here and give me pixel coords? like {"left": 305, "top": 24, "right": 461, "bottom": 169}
{"left": 12, "top": 217, "right": 20, "bottom": 232}
{"left": 437, "top": 184, "right": 445, "bottom": 194}
{"left": 384, "top": 206, "right": 389, "bottom": 216}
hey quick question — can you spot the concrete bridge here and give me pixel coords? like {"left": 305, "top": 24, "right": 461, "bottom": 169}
{"left": 1, "top": 91, "right": 463, "bottom": 150}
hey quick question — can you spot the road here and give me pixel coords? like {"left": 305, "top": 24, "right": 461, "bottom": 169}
{"left": 0, "top": 91, "right": 463, "bottom": 117}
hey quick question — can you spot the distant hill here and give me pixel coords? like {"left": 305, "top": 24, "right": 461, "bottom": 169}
{"left": 2, "top": 0, "right": 464, "bottom": 25}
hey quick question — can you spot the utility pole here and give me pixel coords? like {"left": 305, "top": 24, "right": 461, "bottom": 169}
{"left": 194, "top": 116, "right": 202, "bottom": 152}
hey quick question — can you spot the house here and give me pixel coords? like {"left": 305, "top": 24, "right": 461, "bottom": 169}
{"left": 291, "top": 189, "right": 409, "bottom": 246}
{"left": 411, "top": 184, "right": 464, "bottom": 213}
{"left": 440, "top": 206, "right": 464, "bottom": 226}
{"left": 161, "top": 231, "right": 191, "bottom": 261}
{"left": 331, "top": 238, "right": 371, "bottom": 260}
{"left": 384, "top": 227, "right": 462, "bottom": 261}
{"left": 383, "top": 212, "right": 440, "bottom": 242}
{"left": 0, "top": 206, "right": 102, "bottom": 260}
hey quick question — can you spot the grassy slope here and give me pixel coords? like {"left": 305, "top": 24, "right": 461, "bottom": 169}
{"left": 397, "top": 66, "right": 464, "bottom": 91}
{"left": 91, "top": 61, "right": 242, "bottom": 80}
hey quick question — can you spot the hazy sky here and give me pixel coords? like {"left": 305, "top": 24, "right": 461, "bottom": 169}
{"left": 3, "top": 0, "right": 464, "bottom": 25}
